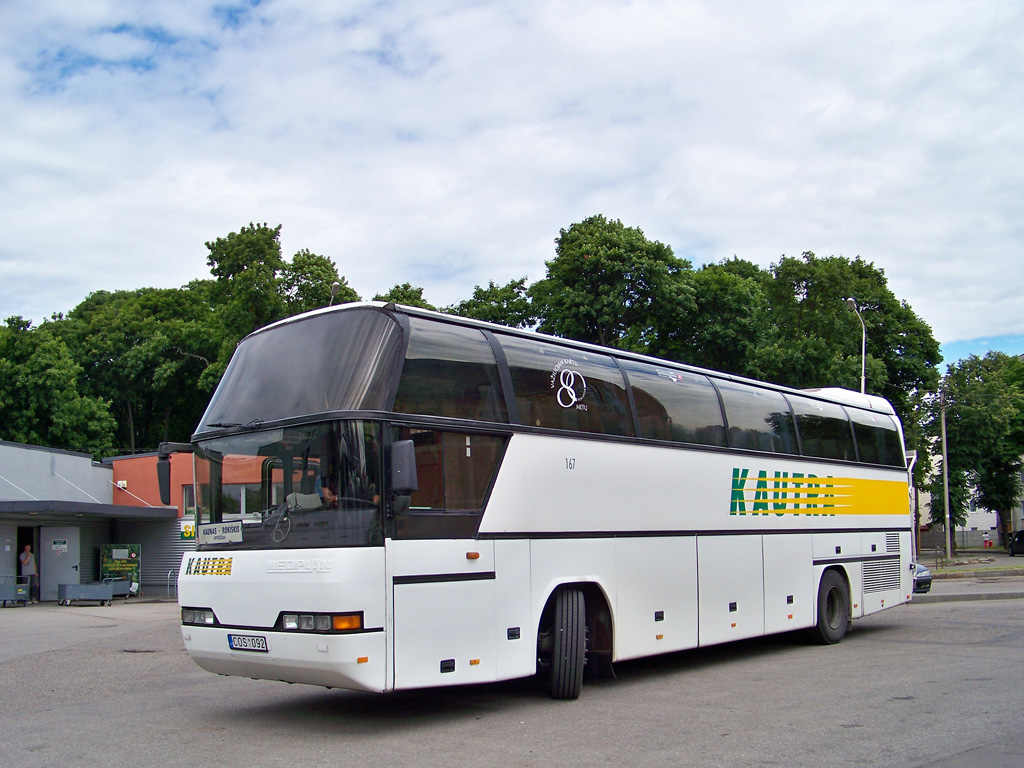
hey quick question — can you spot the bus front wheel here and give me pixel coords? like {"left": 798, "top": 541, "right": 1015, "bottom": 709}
{"left": 549, "top": 588, "right": 586, "bottom": 699}
{"left": 810, "top": 570, "right": 849, "bottom": 645}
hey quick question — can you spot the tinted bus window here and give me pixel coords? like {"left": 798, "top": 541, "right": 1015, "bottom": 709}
{"left": 393, "top": 318, "right": 508, "bottom": 423}
{"left": 200, "top": 309, "right": 402, "bottom": 430}
{"left": 499, "top": 335, "right": 634, "bottom": 437}
{"left": 717, "top": 380, "right": 797, "bottom": 454}
{"left": 621, "top": 361, "right": 726, "bottom": 446}
{"left": 788, "top": 395, "right": 856, "bottom": 461}
{"left": 394, "top": 428, "right": 505, "bottom": 539}
{"left": 848, "top": 408, "right": 905, "bottom": 467}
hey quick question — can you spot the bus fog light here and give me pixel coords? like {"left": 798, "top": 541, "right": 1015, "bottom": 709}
{"left": 315, "top": 615, "right": 331, "bottom": 631}
{"left": 298, "top": 615, "right": 315, "bottom": 631}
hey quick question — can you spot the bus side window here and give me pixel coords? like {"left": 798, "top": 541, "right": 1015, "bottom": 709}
{"left": 716, "top": 380, "right": 798, "bottom": 454}
{"left": 499, "top": 335, "right": 634, "bottom": 437}
{"left": 849, "top": 409, "right": 905, "bottom": 467}
{"left": 393, "top": 318, "right": 508, "bottom": 423}
{"left": 788, "top": 395, "right": 856, "bottom": 461}
{"left": 395, "top": 429, "right": 506, "bottom": 539}
{"left": 620, "top": 361, "right": 727, "bottom": 447}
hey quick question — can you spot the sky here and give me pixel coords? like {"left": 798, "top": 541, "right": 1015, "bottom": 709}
{"left": 2, "top": 1, "right": 1023, "bottom": 367}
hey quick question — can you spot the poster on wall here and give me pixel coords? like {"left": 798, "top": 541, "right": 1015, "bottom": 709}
{"left": 101, "top": 544, "right": 142, "bottom": 598}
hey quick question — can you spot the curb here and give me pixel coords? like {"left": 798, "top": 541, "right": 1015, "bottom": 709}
{"left": 911, "top": 591, "right": 1024, "bottom": 604}
{"left": 932, "top": 568, "right": 1024, "bottom": 580}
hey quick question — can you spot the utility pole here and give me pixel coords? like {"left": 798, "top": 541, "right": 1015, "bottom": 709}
{"left": 940, "top": 389, "right": 952, "bottom": 560}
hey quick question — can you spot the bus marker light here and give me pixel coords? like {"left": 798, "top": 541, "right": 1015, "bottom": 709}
{"left": 656, "top": 634, "right": 664, "bottom": 640}
{"left": 731, "top": 623, "right": 737, "bottom": 628}
{"left": 470, "top": 659, "right": 480, "bottom": 666}
{"left": 466, "top": 552, "right": 480, "bottom": 560}
{"left": 357, "top": 657, "right": 369, "bottom": 664}
{"left": 788, "top": 614, "right": 794, "bottom": 620}
{"left": 333, "top": 614, "right": 362, "bottom": 631}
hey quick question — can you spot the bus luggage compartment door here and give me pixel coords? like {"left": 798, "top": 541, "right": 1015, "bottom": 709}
{"left": 388, "top": 539, "right": 497, "bottom": 690}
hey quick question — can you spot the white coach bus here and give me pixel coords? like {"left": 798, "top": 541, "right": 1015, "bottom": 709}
{"left": 160, "top": 302, "right": 913, "bottom": 699}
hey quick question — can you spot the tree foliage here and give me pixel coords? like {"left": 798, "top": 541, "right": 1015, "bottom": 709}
{"left": 7, "top": 214, "right": 950, "bottom": 468}
{"left": 0, "top": 317, "right": 116, "bottom": 456}
{"left": 530, "top": 215, "right": 694, "bottom": 350}
{"left": 926, "top": 352, "right": 1024, "bottom": 536}
{"left": 447, "top": 278, "right": 536, "bottom": 328}
{"left": 373, "top": 283, "right": 436, "bottom": 310}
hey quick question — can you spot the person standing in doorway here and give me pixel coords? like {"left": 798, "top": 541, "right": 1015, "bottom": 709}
{"left": 19, "top": 544, "right": 37, "bottom": 603}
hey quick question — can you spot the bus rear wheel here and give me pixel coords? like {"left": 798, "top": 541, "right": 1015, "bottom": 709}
{"left": 549, "top": 588, "right": 586, "bottom": 699}
{"left": 810, "top": 570, "right": 849, "bottom": 645}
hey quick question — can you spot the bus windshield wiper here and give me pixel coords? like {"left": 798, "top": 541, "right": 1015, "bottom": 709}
{"left": 206, "top": 422, "right": 242, "bottom": 428}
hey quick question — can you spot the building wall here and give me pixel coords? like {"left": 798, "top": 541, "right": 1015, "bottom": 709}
{"left": 0, "top": 441, "right": 112, "bottom": 504}
{"left": 109, "top": 453, "right": 191, "bottom": 518}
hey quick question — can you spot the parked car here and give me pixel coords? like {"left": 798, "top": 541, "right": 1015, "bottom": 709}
{"left": 1009, "top": 531, "right": 1024, "bottom": 556}
{"left": 913, "top": 562, "right": 932, "bottom": 594}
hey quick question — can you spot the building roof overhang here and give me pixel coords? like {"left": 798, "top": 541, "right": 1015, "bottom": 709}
{"left": 0, "top": 500, "right": 178, "bottom": 523}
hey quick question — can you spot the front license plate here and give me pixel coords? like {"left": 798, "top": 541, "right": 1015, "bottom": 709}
{"left": 228, "top": 634, "right": 269, "bottom": 652}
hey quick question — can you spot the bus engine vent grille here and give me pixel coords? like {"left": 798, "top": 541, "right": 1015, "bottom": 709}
{"left": 886, "top": 532, "right": 900, "bottom": 553}
{"left": 863, "top": 560, "right": 901, "bottom": 593}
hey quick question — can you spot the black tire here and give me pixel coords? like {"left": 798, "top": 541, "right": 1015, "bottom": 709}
{"left": 549, "top": 588, "right": 586, "bottom": 700}
{"left": 810, "top": 570, "right": 849, "bottom": 645}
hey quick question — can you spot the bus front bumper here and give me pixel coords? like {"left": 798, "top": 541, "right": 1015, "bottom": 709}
{"left": 181, "top": 625, "right": 387, "bottom": 692}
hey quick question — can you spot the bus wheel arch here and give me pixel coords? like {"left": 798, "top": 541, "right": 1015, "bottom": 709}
{"left": 809, "top": 567, "right": 851, "bottom": 645}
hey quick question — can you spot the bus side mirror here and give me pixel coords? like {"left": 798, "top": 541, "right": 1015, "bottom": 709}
{"left": 390, "top": 439, "right": 418, "bottom": 496}
{"left": 157, "top": 457, "right": 172, "bottom": 505}
{"left": 157, "top": 442, "right": 194, "bottom": 506}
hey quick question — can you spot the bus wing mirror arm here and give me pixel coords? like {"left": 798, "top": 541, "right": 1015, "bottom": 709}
{"left": 157, "top": 442, "right": 194, "bottom": 506}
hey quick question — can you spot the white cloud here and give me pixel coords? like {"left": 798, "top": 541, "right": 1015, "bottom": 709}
{"left": 1, "top": 0, "right": 1022, "bottom": 349}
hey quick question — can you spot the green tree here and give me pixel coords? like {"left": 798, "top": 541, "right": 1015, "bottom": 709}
{"left": 447, "top": 278, "right": 536, "bottom": 328}
{"left": 753, "top": 253, "right": 940, "bottom": 426}
{"left": 0, "top": 317, "right": 116, "bottom": 456}
{"left": 282, "top": 249, "right": 357, "bottom": 314}
{"left": 373, "top": 283, "right": 437, "bottom": 310}
{"left": 49, "top": 287, "right": 218, "bottom": 454}
{"left": 530, "top": 214, "right": 695, "bottom": 350}
{"left": 202, "top": 223, "right": 356, "bottom": 390}
{"left": 206, "top": 222, "right": 288, "bottom": 343}
{"left": 647, "top": 260, "right": 768, "bottom": 377}
{"left": 927, "top": 353, "right": 1024, "bottom": 541}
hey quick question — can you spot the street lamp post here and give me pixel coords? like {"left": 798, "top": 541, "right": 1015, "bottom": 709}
{"left": 845, "top": 298, "right": 866, "bottom": 394}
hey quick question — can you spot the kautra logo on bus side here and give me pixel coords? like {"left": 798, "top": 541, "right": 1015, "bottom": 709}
{"left": 730, "top": 468, "right": 838, "bottom": 517}
{"left": 184, "top": 557, "right": 233, "bottom": 576}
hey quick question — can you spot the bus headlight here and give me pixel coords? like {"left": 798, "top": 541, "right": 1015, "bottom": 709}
{"left": 181, "top": 608, "right": 217, "bottom": 626}
{"left": 278, "top": 612, "right": 363, "bottom": 633}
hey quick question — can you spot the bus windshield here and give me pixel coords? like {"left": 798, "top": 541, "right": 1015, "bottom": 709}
{"left": 193, "top": 420, "right": 382, "bottom": 551}
{"left": 197, "top": 308, "right": 402, "bottom": 432}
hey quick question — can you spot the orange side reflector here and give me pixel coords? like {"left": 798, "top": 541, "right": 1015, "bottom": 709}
{"left": 469, "top": 658, "right": 480, "bottom": 666}
{"left": 357, "top": 657, "right": 369, "bottom": 664}
{"left": 788, "top": 614, "right": 794, "bottom": 620}
{"left": 333, "top": 614, "right": 362, "bottom": 631}
{"left": 656, "top": 634, "right": 664, "bottom": 640}
{"left": 731, "top": 623, "right": 737, "bottom": 628}
{"left": 466, "top": 552, "right": 480, "bottom": 560}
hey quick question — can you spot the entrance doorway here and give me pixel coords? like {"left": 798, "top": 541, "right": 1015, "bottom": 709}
{"left": 39, "top": 527, "right": 81, "bottom": 602}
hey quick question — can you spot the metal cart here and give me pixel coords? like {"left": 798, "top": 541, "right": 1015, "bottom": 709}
{"left": 0, "top": 575, "right": 29, "bottom": 607}
{"left": 57, "top": 578, "right": 117, "bottom": 606}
